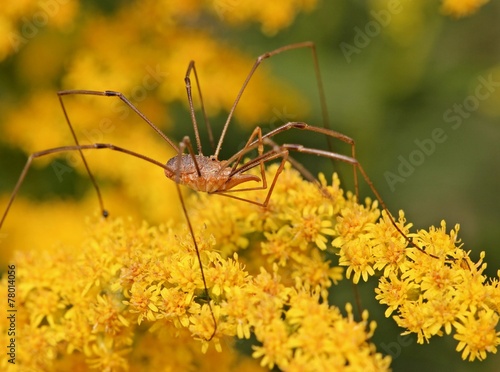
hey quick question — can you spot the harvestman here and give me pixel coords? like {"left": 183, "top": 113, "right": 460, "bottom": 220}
{"left": 0, "top": 42, "right": 438, "bottom": 341}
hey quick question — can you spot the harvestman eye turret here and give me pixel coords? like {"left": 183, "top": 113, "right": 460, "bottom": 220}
{"left": 0, "top": 42, "right": 443, "bottom": 342}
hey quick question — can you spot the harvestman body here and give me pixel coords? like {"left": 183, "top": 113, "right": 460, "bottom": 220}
{"left": 0, "top": 42, "right": 437, "bottom": 341}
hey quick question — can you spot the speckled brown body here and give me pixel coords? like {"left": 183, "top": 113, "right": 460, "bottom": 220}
{"left": 164, "top": 154, "right": 260, "bottom": 193}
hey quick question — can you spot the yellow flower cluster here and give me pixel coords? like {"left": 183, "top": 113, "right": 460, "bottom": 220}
{"left": 0, "top": 166, "right": 375, "bottom": 370}
{"left": 1, "top": 165, "right": 498, "bottom": 370}
{"left": 211, "top": 0, "right": 318, "bottom": 35}
{"left": 441, "top": 0, "right": 490, "bottom": 17}
{"left": 1, "top": 0, "right": 489, "bottom": 62}
{"left": 332, "top": 190, "right": 500, "bottom": 361}
{"left": 0, "top": 0, "right": 319, "bottom": 61}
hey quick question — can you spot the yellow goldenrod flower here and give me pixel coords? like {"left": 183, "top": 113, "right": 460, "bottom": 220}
{"left": 454, "top": 309, "right": 500, "bottom": 361}
{"left": 375, "top": 273, "right": 419, "bottom": 318}
{"left": 1, "top": 166, "right": 498, "bottom": 370}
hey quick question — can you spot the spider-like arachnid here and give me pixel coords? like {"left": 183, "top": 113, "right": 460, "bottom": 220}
{"left": 0, "top": 42, "right": 435, "bottom": 341}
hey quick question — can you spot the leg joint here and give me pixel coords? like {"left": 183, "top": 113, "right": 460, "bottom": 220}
{"left": 104, "top": 90, "right": 120, "bottom": 97}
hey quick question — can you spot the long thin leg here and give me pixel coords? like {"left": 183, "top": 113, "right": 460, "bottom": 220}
{"left": 177, "top": 136, "right": 202, "bottom": 179}
{"left": 214, "top": 42, "right": 332, "bottom": 161}
{"left": 278, "top": 143, "right": 439, "bottom": 259}
{"left": 0, "top": 142, "right": 217, "bottom": 340}
{"left": 214, "top": 125, "right": 438, "bottom": 260}
{"left": 0, "top": 143, "right": 175, "bottom": 230}
{"left": 227, "top": 127, "right": 267, "bottom": 191}
{"left": 185, "top": 62, "right": 215, "bottom": 154}
{"left": 175, "top": 180, "right": 217, "bottom": 340}
{"left": 174, "top": 136, "right": 218, "bottom": 339}
{"left": 213, "top": 149, "right": 289, "bottom": 207}
{"left": 251, "top": 121, "right": 359, "bottom": 198}
{"left": 58, "top": 90, "right": 179, "bottom": 151}
{"left": 57, "top": 93, "right": 108, "bottom": 218}
{"left": 203, "top": 132, "right": 292, "bottom": 205}
{"left": 210, "top": 125, "right": 331, "bottom": 198}
{"left": 261, "top": 137, "right": 326, "bottom": 194}
{"left": 57, "top": 90, "right": 180, "bottom": 217}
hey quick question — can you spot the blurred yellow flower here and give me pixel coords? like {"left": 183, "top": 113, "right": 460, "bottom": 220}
{"left": 441, "top": 0, "right": 490, "bottom": 17}
{"left": 212, "top": 0, "right": 318, "bottom": 35}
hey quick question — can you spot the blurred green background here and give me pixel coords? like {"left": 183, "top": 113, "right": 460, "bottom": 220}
{"left": 0, "top": 0, "right": 499, "bottom": 370}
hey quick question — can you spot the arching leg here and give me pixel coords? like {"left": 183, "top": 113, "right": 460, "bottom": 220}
{"left": 214, "top": 42, "right": 332, "bottom": 160}
{"left": 0, "top": 143, "right": 173, "bottom": 230}
{"left": 57, "top": 90, "right": 179, "bottom": 217}
{"left": 257, "top": 121, "right": 358, "bottom": 199}
{"left": 0, "top": 142, "right": 217, "bottom": 340}
{"left": 184, "top": 61, "right": 215, "bottom": 154}
{"left": 277, "top": 142, "right": 439, "bottom": 260}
